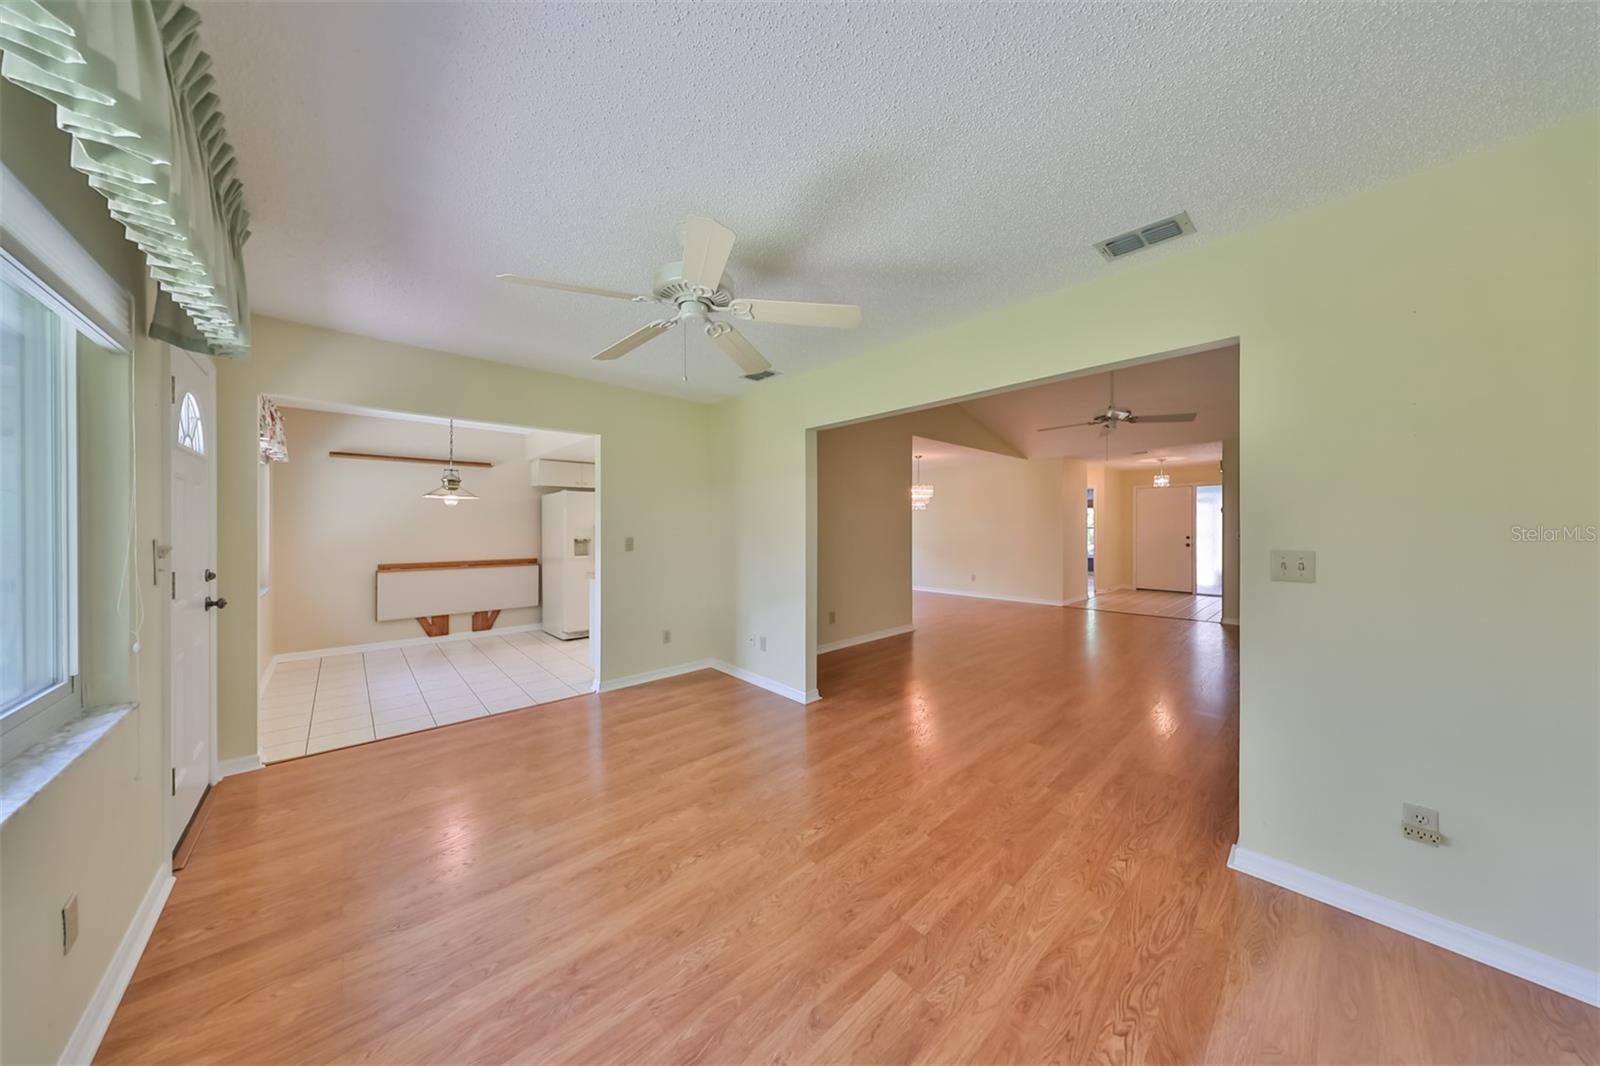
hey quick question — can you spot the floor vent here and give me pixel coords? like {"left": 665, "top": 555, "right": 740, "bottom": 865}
{"left": 744, "top": 370, "right": 779, "bottom": 381}
{"left": 1095, "top": 211, "right": 1195, "bottom": 261}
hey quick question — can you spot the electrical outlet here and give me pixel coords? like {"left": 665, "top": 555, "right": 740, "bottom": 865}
{"left": 1402, "top": 803, "right": 1442, "bottom": 846}
{"left": 970, "top": 573, "right": 977, "bottom": 582}
{"left": 1270, "top": 550, "right": 1317, "bottom": 583}
{"left": 828, "top": 610, "right": 836, "bottom": 625}
{"left": 625, "top": 536, "right": 634, "bottom": 552}
{"left": 662, "top": 629, "right": 671, "bottom": 645}
{"left": 62, "top": 895, "right": 78, "bottom": 954}
{"left": 759, "top": 636, "right": 767, "bottom": 652}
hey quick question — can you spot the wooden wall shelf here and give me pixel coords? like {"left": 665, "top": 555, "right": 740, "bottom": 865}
{"left": 330, "top": 450, "right": 494, "bottom": 469}
{"left": 376, "top": 558, "right": 538, "bottom": 573}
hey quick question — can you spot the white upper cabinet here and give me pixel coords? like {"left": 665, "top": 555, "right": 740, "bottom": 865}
{"left": 532, "top": 458, "right": 595, "bottom": 490}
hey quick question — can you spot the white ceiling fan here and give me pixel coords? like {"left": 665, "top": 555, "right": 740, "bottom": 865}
{"left": 498, "top": 215, "right": 862, "bottom": 378}
{"left": 1037, "top": 370, "right": 1197, "bottom": 433}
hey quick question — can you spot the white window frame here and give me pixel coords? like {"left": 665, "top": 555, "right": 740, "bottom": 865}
{"left": 0, "top": 165, "right": 131, "bottom": 762}
{"left": 0, "top": 253, "right": 84, "bottom": 756}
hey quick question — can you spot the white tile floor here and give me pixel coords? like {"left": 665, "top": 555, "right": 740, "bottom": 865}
{"left": 259, "top": 631, "right": 593, "bottom": 763}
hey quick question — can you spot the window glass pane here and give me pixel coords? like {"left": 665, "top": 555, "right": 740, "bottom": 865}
{"left": 178, "top": 391, "right": 204, "bottom": 454}
{"left": 1, "top": 276, "right": 67, "bottom": 713}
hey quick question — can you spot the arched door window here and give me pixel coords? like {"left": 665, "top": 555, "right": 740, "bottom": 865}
{"left": 177, "top": 391, "right": 206, "bottom": 455}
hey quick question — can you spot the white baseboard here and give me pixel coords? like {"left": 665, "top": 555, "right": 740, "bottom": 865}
{"left": 711, "top": 661, "right": 819, "bottom": 704}
{"left": 818, "top": 623, "right": 915, "bottom": 655}
{"left": 1221, "top": 615, "right": 1239, "bottom": 626}
{"left": 1228, "top": 845, "right": 1599, "bottom": 1007}
{"left": 60, "top": 863, "right": 174, "bottom": 1065}
{"left": 593, "top": 657, "right": 815, "bottom": 705}
{"left": 268, "top": 623, "right": 548, "bottom": 666}
{"left": 913, "top": 585, "right": 1067, "bottom": 608}
{"left": 216, "top": 753, "right": 262, "bottom": 779}
{"left": 597, "top": 659, "right": 716, "bottom": 693}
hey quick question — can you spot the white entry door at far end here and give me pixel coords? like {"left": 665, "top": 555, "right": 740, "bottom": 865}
{"left": 1133, "top": 484, "right": 1196, "bottom": 593}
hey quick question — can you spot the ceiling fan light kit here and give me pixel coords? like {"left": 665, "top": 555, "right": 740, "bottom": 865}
{"left": 499, "top": 215, "right": 862, "bottom": 379}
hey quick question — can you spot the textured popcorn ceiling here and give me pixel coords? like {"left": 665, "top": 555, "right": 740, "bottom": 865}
{"left": 196, "top": 1, "right": 1597, "bottom": 400}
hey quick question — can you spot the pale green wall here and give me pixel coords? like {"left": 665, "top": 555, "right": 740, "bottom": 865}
{"left": 716, "top": 116, "right": 1599, "bottom": 969}
{"left": 1, "top": 82, "right": 171, "bottom": 1065}
{"left": 213, "top": 316, "right": 729, "bottom": 760}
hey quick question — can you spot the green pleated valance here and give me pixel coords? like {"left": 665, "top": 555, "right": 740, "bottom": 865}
{"left": 0, "top": 0, "right": 249, "bottom": 356}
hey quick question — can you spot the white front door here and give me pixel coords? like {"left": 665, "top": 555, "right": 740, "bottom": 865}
{"left": 168, "top": 349, "right": 217, "bottom": 847}
{"left": 1133, "top": 484, "right": 1196, "bottom": 593}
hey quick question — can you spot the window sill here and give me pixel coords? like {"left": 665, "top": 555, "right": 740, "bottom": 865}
{"left": 0, "top": 703, "right": 135, "bottom": 826}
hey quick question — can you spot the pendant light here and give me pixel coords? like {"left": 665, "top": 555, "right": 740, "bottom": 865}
{"left": 1153, "top": 458, "right": 1171, "bottom": 488}
{"left": 422, "top": 418, "right": 479, "bottom": 506}
{"left": 911, "top": 453, "right": 934, "bottom": 511}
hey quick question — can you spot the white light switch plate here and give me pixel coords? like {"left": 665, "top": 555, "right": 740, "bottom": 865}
{"left": 1270, "top": 550, "right": 1316, "bottom": 583}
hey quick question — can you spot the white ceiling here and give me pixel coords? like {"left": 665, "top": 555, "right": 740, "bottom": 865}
{"left": 198, "top": 2, "right": 1597, "bottom": 400}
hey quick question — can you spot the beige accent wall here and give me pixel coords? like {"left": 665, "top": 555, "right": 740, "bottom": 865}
{"left": 1, "top": 83, "right": 171, "bottom": 1065}
{"left": 912, "top": 451, "right": 1089, "bottom": 606}
{"left": 267, "top": 408, "right": 545, "bottom": 655}
{"left": 816, "top": 407, "right": 1019, "bottom": 649}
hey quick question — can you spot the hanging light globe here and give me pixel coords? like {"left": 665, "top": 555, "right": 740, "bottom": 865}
{"left": 423, "top": 419, "right": 479, "bottom": 505}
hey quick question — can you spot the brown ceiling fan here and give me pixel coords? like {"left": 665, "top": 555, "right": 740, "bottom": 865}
{"left": 1037, "top": 371, "right": 1197, "bottom": 432}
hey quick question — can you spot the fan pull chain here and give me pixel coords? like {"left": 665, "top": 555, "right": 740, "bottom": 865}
{"left": 682, "top": 323, "right": 689, "bottom": 382}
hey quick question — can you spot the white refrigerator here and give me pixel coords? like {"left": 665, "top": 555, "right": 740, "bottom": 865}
{"left": 540, "top": 490, "right": 594, "bottom": 639}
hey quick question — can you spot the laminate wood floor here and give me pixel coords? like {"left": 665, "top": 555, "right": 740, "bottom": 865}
{"left": 1071, "top": 587, "right": 1225, "bottom": 623}
{"left": 97, "top": 592, "right": 1596, "bottom": 1064}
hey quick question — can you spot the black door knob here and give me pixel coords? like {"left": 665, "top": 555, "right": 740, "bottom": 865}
{"left": 205, "top": 596, "right": 228, "bottom": 610}
{"left": 204, "top": 568, "right": 217, "bottom": 581}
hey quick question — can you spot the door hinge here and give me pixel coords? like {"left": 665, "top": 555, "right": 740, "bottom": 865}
{"left": 171, "top": 375, "right": 176, "bottom": 403}
{"left": 171, "top": 572, "right": 176, "bottom": 600}
{"left": 171, "top": 768, "right": 176, "bottom": 796}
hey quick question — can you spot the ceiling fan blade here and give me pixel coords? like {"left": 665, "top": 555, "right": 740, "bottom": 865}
{"left": 707, "top": 322, "right": 771, "bottom": 375}
{"left": 1036, "top": 421, "right": 1099, "bottom": 432}
{"left": 729, "top": 298, "right": 862, "bottom": 329}
{"left": 1126, "top": 413, "right": 1197, "bottom": 423}
{"left": 498, "top": 274, "right": 652, "bottom": 302}
{"left": 676, "top": 215, "right": 736, "bottom": 291}
{"left": 592, "top": 320, "right": 674, "bottom": 361}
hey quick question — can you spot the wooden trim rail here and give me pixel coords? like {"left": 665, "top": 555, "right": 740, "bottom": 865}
{"left": 376, "top": 558, "right": 538, "bottom": 573}
{"left": 330, "top": 450, "right": 494, "bottom": 469}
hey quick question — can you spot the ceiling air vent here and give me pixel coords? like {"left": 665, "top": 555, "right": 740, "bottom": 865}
{"left": 1094, "top": 211, "right": 1195, "bottom": 261}
{"left": 744, "top": 369, "right": 779, "bottom": 382}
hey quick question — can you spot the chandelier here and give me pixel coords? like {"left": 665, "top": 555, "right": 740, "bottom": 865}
{"left": 911, "top": 453, "right": 934, "bottom": 511}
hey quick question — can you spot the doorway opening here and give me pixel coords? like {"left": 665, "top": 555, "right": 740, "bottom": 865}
{"left": 813, "top": 342, "right": 1238, "bottom": 662}
{"left": 254, "top": 400, "right": 599, "bottom": 763}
